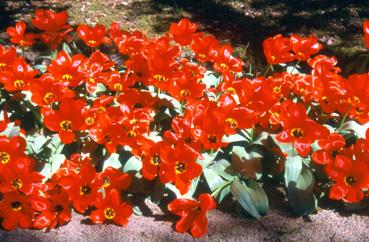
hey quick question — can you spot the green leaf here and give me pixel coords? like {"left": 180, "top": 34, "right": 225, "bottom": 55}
{"left": 63, "top": 43, "right": 72, "bottom": 56}
{"left": 48, "top": 135, "right": 64, "bottom": 154}
{"left": 267, "top": 135, "right": 295, "bottom": 156}
{"left": 51, "top": 50, "right": 58, "bottom": 60}
{"left": 27, "top": 135, "right": 48, "bottom": 154}
{"left": 103, "top": 153, "right": 122, "bottom": 170}
{"left": 34, "top": 55, "right": 52, "bottom": 61}
{"left": 39, "top": 163, "right": 51, "bottom": 182}
{"left": 341, "top": 120, "right": 369, "bottom": 138}
{"left": 123, "top": 155, "right": 142, "bottom": 172}
{"left": 33, "top": 64, "right": 47, "bottom": 73}
{"left": 0, "top": 122, "right": 21, "bottom": 138}
{"left": 286, "top": 65, "right": 301, "bottom": 74}
{"left": 284, "top": 156, "right": 303, "bottom": 184}
{"left": 39, "top": 154, "right": 65, "bottom": 181}
{"left": 222, "top": 133, "right": 247, "bottom": 143}
{"left": 50, "top": 154, "right": 66, "bottom": 174}
{"left": 251, "top": 131, "right": 269, "bottom": 145}
{"left": 210, "top": 159, "right": 236, "bottom": 181}
{"left": 218, "top": 185, "right": 231, "bottom": 203}
{"left": 93, "top": 83, "right": 107, "bottom": 95}
{"left": 231, "top": 179, "right": 261, "bottom": 219}
{"left": 201, "top": 71, "right": 221, "bottom": 88}
{"left": 204, "top": 168, "right": 232, "bottom": 203}
{"left": 133, "top": 206, "right": 143, "bottom": 216}
{"left": 244, "top": 180, "right": 269, "bottom": 215}
{"left": 197, "top": 150, "right": 219, "bottom": 168}
{"left": 310, "top": 141, "right": 321, "bottom": 153}
{"left": 285, "top": 156, "right": 316, "bottom": 216}
{"left": 71, "top": 41, "right": 80, "bottom": 53}
{"left": 203, "top": 168, "right": 225, "bottom": 192}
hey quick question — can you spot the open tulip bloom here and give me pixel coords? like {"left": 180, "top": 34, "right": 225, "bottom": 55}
{"left": 0, "top": 8, "right": 369, "bottom": 238}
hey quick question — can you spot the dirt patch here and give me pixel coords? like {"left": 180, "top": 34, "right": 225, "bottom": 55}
{"left": 1, "top": 0, "right": 368, "bottom": 74}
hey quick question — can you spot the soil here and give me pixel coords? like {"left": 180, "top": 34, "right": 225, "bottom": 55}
{"left": 1, "top": 0, "right": 369, "bottom": 74}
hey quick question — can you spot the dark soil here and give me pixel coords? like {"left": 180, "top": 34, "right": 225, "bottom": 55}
{"left": 1, "top": 0, "right": 369, "bottom": 74}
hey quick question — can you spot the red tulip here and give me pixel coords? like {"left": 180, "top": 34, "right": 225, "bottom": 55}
{"left": 32, "top": 185, "right": 72, "bottom": 229}
{"left": 0, "top": 191, "right": 34, "bottom": 230}
{"left": 41, "top": 98, "right": 85, "bottom": 144}
{"left": 0, "top": 57, "right": 38, "bottom": 92}
{"left": 290, "top": 34, "right": 322, "bottom": 61}
{"left": 160, "top": 142, "right": 202, "bottom": 194}
{"left": 95, "top": 167, "right": 131, "bottom": 193}
{"left": 169, "top": 18, "right": 198, "bottom": 46}
{"left": 312, "top": 133, "right": 345, "bottom": 165}
{"left": 47, "top": 50, "right": 85, "bottom": 87}
{"left": 0, "top": 45, "right": 17, "bottom": 72}
{"left": 276, "top": 100, "right": 330, "bottom": 157}
{"left": 6, "top": 21, "right": 36, "bottom": 47}
{"left": 77, "top": 24, "right": 107, "bottom": 48}
{"left": 326, "top": 155, "right": 369, "bottom": 203}
{"left": 263, "top": 34, "right": 294, "bottom": 65}
{"left": 58, "top": 163, "right": 100, "bottom": 213}
{"left": 168, "top": 193, "right": 216, "bottom": 238}
{"left": 90, "top": 189, "right": 132, "bottom": 226}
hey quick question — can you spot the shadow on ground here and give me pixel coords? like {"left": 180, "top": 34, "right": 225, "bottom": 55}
{"left": 154, "top": 0, "right": 369, "bottom": 74}
{"left": 1, "top": 0, "right": 369, "bottom": 74}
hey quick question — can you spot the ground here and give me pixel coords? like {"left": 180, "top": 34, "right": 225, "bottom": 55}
{"left": 1, "top": 207, "right": 369, "bottom": 241}
{"left": 1, "top": 0, "right": 369, "bottom": 241}
{"left": 1, "top": 0, "right": 369, "bottom": 74}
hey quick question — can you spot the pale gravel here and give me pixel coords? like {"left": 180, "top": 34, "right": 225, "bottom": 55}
{"left": 1, "top": 207, "right": 369, "bottom": 242}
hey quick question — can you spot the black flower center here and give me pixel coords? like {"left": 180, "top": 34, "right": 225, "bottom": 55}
{"left": 290, "top": 128, "right": 304, "bottom": 139}
{"left": 80, "top": 185, "right": 91, "bottom": 195}
{"left": 11, "top": 201, "right": 22, "bottom": 211}
{"left": 150, "top": 153, "right": 161, "bottom": 166}
{"left": 344, "top": 176, "right": 357, "bottom": 186}
{"left": 11, "top": 178, "right": 23, "bottom": 190}
{"left": 208, "top": 135, "right": 218, "bottom": 144}
{"left": 175, "top": 161, "right": 187, "bottom": 174}
{"left": 60, "top": 120, "right": 73, "bottom": 132}
{"left": 104, "top": 207, "right": 116, "bottom": 219}
{"left": 0, "top": 152, "right": 10, "bottom": 164}
{"left": 54, "top": 205, "right": 64, "bottom": 213}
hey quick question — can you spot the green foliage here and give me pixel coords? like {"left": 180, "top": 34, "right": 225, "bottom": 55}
{"left": 231, "top": 178, "right": 269, "bottom": 219}
{"left": 284, "top": 156, "right": 316, "bottom": 215}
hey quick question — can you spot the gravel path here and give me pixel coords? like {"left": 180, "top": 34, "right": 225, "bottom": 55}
{"left": 1, "top": 207, "right": 369, "bottom": 242}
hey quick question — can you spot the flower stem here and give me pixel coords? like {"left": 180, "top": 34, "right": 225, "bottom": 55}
{"left": 337, "top": 112, "right": 348, "bottom": 133}
{"left": 249, "top": 127, "right": 254, "bottom": 144}
{"left": 263, "top": 64, "right": 272, "bottom": 77}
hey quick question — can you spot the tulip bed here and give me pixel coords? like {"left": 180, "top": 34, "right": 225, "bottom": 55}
{"left": 1, "top": 9, "right": 369, "bottom": 238}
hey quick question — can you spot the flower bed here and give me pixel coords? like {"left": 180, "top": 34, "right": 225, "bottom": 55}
{"left": 0, "top": 9, "right": 369, "bottom": 238}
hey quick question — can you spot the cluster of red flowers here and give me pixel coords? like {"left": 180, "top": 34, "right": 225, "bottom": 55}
{"left": 1, "top": 8, "right": 369, "bottom": 238}
{"left": 1, "top": 11, "right": 221, "bottom": 237}
{"left": 312, "top": 131, "right": 369, "bottom": 203}
{"left": 0, "top": 133, "right": 133, "bottom": 230}
{"left": 262, "top": 32, "right": 369, "bottom": 203}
